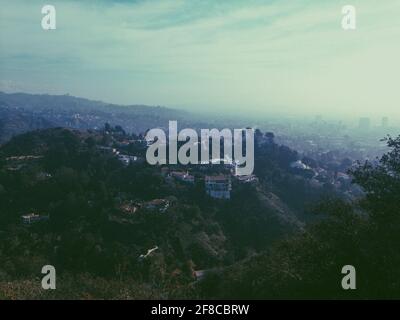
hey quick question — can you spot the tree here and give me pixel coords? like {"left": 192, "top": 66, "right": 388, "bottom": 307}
{"left": 204, "top": 135, "right": 400, "bottom": 299}
{"left": 351, "top": 135, "right": 400, "bottom": 221}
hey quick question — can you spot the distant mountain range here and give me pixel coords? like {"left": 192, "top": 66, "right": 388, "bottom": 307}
{"left": 0, "top": 92, "right": 189, "bottom": 143}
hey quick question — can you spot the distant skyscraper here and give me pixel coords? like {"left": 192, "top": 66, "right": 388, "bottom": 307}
{"left": 382, "top": 117, "right": 389, "bottom": 128}
{"left": 358, "top": 117, "right": 371, "bottom": 131}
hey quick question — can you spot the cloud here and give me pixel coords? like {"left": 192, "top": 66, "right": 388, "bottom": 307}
{"left": 0, "top": 0, "right": 399, "bottom": 119}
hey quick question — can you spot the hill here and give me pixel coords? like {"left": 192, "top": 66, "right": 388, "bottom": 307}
{"left": 0, "top": 127, "right": 305, "bottom": 298}
{"left": 0, "top": 92, "right": 187, "bottom": 144}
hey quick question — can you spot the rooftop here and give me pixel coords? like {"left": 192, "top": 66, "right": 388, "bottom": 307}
{"left": 205, "top": 175, "right": 229, "bottom": 182}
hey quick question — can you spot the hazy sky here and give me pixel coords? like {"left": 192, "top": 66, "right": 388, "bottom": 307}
{"left": 0, "top": 0, "right": 399, "bottom": 119}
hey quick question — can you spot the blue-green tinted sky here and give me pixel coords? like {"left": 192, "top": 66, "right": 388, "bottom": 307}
{"left": 0, "top": 0, "right": 399, "bottom": 119}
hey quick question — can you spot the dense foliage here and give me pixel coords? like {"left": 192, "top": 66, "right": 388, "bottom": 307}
{"left": 200, "top": 136, "right": 400, "bottom": 299}
{"left": 0, "top": 128, "right": 398, "bottom": 299}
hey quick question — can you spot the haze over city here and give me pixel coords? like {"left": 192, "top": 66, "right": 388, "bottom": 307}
{"left": 0, "top": 0, "right": 399, "bottom": 121}
{"left": 2, "top": 0, "right": 400, "bottom": 303}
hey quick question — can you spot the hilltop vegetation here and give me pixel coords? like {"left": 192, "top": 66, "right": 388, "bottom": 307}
{"left": 198, "top": 136, "right": 400, "bottom": 299}
{"left": 0, "top": 124, "right": 398, "bottom": 299}
{"left": 0, "top": 92, "right": 187, "bottom": 144}
{"left": 0, "top": 126, "right": 309, "bottom": 299}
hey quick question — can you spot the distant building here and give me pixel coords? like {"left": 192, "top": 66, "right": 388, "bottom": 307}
{"left": 170, "top": 171, "right": 195, "bottom": 184}
{"left": 205, "top": 175, "right": 231, "bottom": 199}
{"left": 358, "top": 117, "right": 371, "bottom": 131}
{"left": 6, "top": 155, "right": 43, "bottom": 161}
{"left": 5, "top": 155, "right": 44, "bottom": 171}
{"left": 192, "top": 268, "right": 219, "bottom": 281}
{"left": 290, "top": 160, "right": 310, "bottom": 170}
{"left": 235, "top": 174, "right": 258, "bottom": 184}
{"left": 97, "top": 146, "right": 119, "bottom": 155}
{"left": 117, "top": 154, "right": 143, "bottom": 166}
{"left": 145, "top": 199, "right": 170, "bottom": 212}
{"left": 21, "top": 213, "right": 49, "bottom": 225}
{"left": 118, "top": 154, "right": 131, "bottom": 166}
{"left": 36, "top": 172, "right": 52, "bottom": 181}
{"left": 193, "top": 270, "right": 207, "bottom": 281}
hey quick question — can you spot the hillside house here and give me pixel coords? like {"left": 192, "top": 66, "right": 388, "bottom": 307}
{"left": 21, "top": 213, "right": 49, "bottom": 225}
{"left": 97, "top": 146, "right": 119, "bottom": 155}
{"left": 145, "top": 199, "right": 170, "bottom": 213}
{"left": 117, "top": 154, "right": 143, "bottom": 166}
{"left": 170, "top": 171, "right": 195, "bottom": 184}
{"left": 235, "top": 174, "right": 258, "bottom": 184}
{"left": 205, "top": 175, "right": 231, "bottom": 199}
